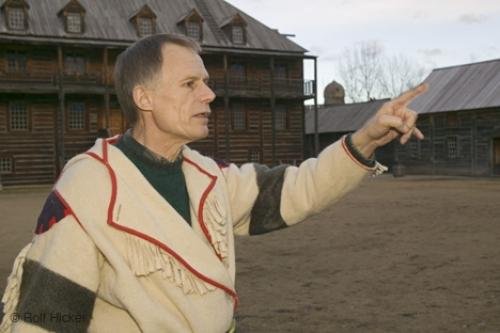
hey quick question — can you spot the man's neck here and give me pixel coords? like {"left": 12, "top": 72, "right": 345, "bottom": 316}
{"left": 130, "top": 126, "right": 185, "bottom": 162}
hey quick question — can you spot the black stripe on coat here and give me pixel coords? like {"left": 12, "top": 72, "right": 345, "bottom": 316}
{"left": 15, "top": 259, "right": 96, "bottom": 333}
{"left": 249, "top": 164, "right": 289, "bottom": 235}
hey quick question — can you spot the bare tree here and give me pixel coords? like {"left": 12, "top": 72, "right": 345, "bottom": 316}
{"left": 337, "top": 41, "right": 384, "bottom": 102}
{"left": 380, "top": 54, "right": 427, "bottom": 98}
{"left": 337, "top": 41, "right": 427, "bottom": 102}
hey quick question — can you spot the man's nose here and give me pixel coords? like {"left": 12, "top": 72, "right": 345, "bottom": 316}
{"left": 201, "top": 82, "right": 216, "bottom": 103}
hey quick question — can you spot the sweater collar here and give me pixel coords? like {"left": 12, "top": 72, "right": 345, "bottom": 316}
{"left": 117, "top": 129, "right": 184, "bottom": 170}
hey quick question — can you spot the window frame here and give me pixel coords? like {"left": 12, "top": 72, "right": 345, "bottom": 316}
{"left": 5, "top": 50, "right": 27, "bottom": 73}
{"left": 8, "top": 101, "right": 30, "bottom": 132}
{"left": 0, "top": 155, "right": 14, "bottom": 175}
{"left": 274, "top": 103, "right": 288, "bottom": 130}
{"left": 231, "top": 102, "right": 247, "bottom": 131}
{"left": 185, "top": 20, "right": 202, "bottom": 41}
{"left": 65, "top": 12, "right": 84, "bottom": 34}
{"left": 64, "top": 53, "right": 86, "bottom": 76}
{"left": 231, "top": 25, "right": 245, "bottom": 45}
{"left": 408, "top": 139, "right": 422, "bottom": 159}
{"left": 6, "top": 6, "right": 27, "bottom": 31}
{"left": 66, "top": 101, "right": 87, "bottom": 131}
{"left": 274, "top": 63, "right": 288, "bottom": 81}
{"left": 137, "top": 17, "right": 155, "bottom": 36}
{"left": 248, "top": 148, "right": 261, "bottom": 163}
{"left": 230, "top": 63, "right": 246, "bottom": 82}
{"left": 447, "top": 136, "right": 459, "bottom": 160}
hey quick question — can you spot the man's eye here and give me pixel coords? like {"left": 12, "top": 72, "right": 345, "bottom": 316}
{"left": 185, "top": 81, "right": 195, "bottom": 88}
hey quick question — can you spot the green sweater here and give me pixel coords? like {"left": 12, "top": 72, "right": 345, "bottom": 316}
{"left": 114, "top": 131, "right": 191, "bottom": 225}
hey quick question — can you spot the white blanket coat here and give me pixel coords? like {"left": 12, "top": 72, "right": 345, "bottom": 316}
{"left": 1, "top": 136, "right": 378, "bottom": 333}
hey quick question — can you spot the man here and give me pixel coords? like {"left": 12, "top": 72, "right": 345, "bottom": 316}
{"left": 0, "top": 34, "right": 426, "bottom": 333}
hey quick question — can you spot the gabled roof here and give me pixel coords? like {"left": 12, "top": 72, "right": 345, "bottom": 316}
{"left": 219, "top": 12, "right": 246, "bottom": 28}
{"left": 129, "top": 4, "right": 156, "bottom": 20}
{"left": 0, "top": 0, "right": 307, "bottom": 55}
{"left": 410, "top": 58, "right": 500, "bottom": 114}
{"left": 1, "top": 0, "right": 29, "bottom": 9}
{"left": 305, "top": 99, "right": 389, "bottom": 134}
{"left": 176, "top": 8, "right": 204, "bottom": 24}
{"left": 57, "top": 0, "right": 85, "bottom": 16}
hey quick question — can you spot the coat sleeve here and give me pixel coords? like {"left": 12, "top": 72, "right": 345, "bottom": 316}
{"left": 0, "top": 192, "right": 103, "bottom": 333}
{"left": 220, "top": 136, "right": 381, "bottom": 236}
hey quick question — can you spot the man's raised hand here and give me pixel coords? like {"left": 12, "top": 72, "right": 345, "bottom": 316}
{"left": 351, "top": 83, "right": 429, "bottom": 158}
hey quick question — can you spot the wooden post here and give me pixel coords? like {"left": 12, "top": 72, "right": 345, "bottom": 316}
{"left": 56, "top": 46, "right": 66, "bottom": 174}
{"left": 103, "top": 47, "right": 110, "bottom": 130}
{"left": 313, "top": 57, "right": 319, "bottom": 156}
{"left": 270, "top": 56, "right": 276, "bottom": 165}
{"left": 223, "top": 54, "right": 230, "bottom": 160}
{"left": 430, "top": 115, "right": 436, "bottom": 175}
{"left": 211, "top": 56, "right": 219, "bottom": 158}
{"left": 471, "top": 112, "right": 477, "bottom": 175}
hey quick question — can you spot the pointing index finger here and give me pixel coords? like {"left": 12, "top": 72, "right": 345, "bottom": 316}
{"left": 393, "top": 83, "right": 429, "bottom": 107}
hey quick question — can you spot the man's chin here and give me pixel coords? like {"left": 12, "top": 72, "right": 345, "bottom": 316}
{"left": 189, "top": 130, "right": 209, "bottom": 142}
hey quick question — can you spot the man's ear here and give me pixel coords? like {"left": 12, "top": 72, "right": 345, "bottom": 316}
{"left": 132, "top": 85, "right": 154, "bottom": 112}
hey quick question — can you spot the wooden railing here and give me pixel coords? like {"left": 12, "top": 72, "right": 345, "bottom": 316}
{"left": 62, "top": 73, "right": 103, "bottom": 85}
{"left": 0, "top": 71, "right": 104, "bottom": 85}
{"left": 208, "top": 77, "right": 315, "bottom": 98}
{"left": 0, "top": 71, "right": 56, "bottom": 84}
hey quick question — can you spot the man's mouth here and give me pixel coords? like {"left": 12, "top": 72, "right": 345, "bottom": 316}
{"left": 194, "top": 112, "right": 210, "bottom": 118}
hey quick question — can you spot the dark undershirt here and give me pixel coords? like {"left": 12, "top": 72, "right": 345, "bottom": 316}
{"left": 113, "top": 130, "right": 192, "bottom": 226}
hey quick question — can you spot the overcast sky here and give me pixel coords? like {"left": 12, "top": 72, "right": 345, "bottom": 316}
{"left": 225, "top": 0, "right": 500, "bottom": 103}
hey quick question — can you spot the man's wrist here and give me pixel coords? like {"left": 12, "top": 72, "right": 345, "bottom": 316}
{"left": 350, "top": 130, "right": 378, "bottom": 159}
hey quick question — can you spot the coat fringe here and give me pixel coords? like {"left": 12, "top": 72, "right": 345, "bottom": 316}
{"left": 0, "top": 243, "right": 32, "bottom": 332}
{"left": 204, "top": 196, "right": 229, "bottom": 266}
{"left": 125, "top": 235, "right": 216, "bottom": 295}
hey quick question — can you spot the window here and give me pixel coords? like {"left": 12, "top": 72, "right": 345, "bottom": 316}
{"left": 0, "top": 157, "right": 13, "bottom": 174}
{"left": 274, "top": 64, "right": 287, "bottom": 80}
{"left": 137, "top": 17, "right": 154, "bottom": 36}
{"left": 186, "top": 21, "right": 201, "bottom": 40}
{"left": 230, "top": 63, "right": 246, "bottom": 80}
{"left": 68, "top": 102, "right": 86, "bottom": 130}
{"left": 447, "top": 136, "right": 458, "bottom": 159}
{"left": 231, "top": 102, "right": 246, "bottom": 130}
{"left": 248, "top": 148, "right": 261, "bottom": 163}
{"left": 66, "top": 13, "right": 82, "bottom": 33}
{"left": 447, "top": 113, "right": 459, "bottom": 127}
{"left": 7, "top": 7, "right": 25, "bottom": 30}
{"left": 9, "top": 102, "right": 28, "bottom": 131}
{"left": 274, "top": 104, "right": 287, "bottom": 130}
{"left": 64, "top": 54, "right": 85, "bottom": 75}
{"left": 6, "top": 51, "right": 27, "bottom": 73}
{"left": 231, "top": 25, "right": 244, "bottom": 44}
{"left": 409, "top": 139, "right": 421, "bottom": 159}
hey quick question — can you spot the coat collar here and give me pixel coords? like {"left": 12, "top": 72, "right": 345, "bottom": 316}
{"left": 84, "top": 138, "right": 237, "bottom": 306}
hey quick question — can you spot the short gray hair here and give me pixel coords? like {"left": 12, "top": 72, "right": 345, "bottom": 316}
{"left": 114, "top": 33, "right": 201, "bottom": 126}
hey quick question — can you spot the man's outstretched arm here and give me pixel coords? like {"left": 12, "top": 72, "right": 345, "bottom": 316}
{"left": 223, "top": 84, "right": 428, "bottom": 236}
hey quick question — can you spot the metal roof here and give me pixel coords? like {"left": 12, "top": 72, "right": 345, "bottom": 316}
{"left": 409, "top": 58, "right": 500, "bottom": 114}
{"left": 304, "top": 99, "right": 389, "bottom": 134}
{"left": 0, "top": 0, "right": 307, "bottom": 54}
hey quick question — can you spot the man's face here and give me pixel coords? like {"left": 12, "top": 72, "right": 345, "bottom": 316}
{"left": 145, "top": 44, "right": 215, "bottom": 144}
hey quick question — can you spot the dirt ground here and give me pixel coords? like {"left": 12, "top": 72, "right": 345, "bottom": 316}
{"left": 1, "top": 175, "right": 499, "bottom": 332}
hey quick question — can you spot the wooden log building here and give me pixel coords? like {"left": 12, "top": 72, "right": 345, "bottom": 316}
{"left": 304, "top": 81, "right": 395, "bottom": 168}
{"left": 398, "top": 59, "right": 500, "bottom": 176}
{"left": 0, "top": 0, "right": 316, "bottom": 186}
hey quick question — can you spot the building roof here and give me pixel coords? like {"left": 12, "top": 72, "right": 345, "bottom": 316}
{"left": 0, "top": 0, "right": 307, "bottom": 54}
{"left": 305, "top": 99, "right": 389, "bottom": 134}
{"left": 410, "top": 58, "right": 500, "bottom": 114}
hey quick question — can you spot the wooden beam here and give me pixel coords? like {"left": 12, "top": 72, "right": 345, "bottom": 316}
{"left": 103, "top": 47, "right": 110, "bottom": 129}
{"left": 56, "top": 45, "right": 66, "bottom": 174}
{"left": 313, "top": 57, "right": 319, "bottom": 156}
{"left": 472, "top": 111, "right": 477, "bottom": 175}
{"left": 270, "top": 56, "right": 276, "bottom": 165}
{"left": 223, "top": 53, "right": 230, "bottom": 160}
